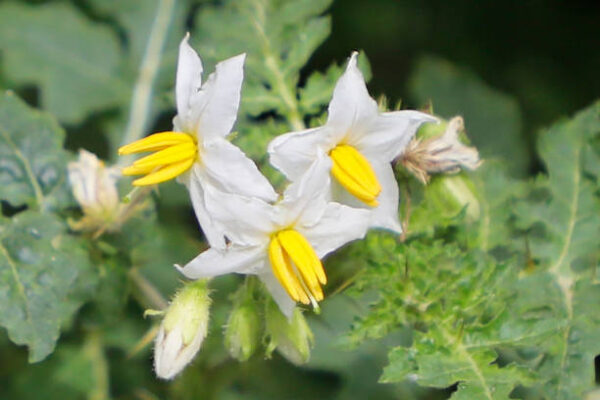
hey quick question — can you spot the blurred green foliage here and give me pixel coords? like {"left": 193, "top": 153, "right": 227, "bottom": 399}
{"left": 0, "top": 0, "right": 599, "bottom": 399}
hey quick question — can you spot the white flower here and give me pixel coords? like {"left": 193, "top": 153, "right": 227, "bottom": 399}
{"left": 401, "top": 116, "right": 482, "bottom": 184}
{"left": 268, "top": 52, "right": 437, "bottom": 233}
{"left": 178, "top": 158, "right": 370, "bottom": 317}
{"left": 67, "top": 149, "right": 120, "bottom": 228}
{"left": 118, "top": 34, "right": 276, "bottom": 248}
{"left": 154, "top": 280, "right": 210, "bottom": 380}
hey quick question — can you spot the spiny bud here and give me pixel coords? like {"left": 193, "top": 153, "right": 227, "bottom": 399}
{"left": 401, "top": 116, "right": 482, "bottom": 184}
{"left": 154, "top": 280, "right": 210, "bottom": 379}
{"left": 67, "top": 149, "right": 121, "bottom": 231}
{"left": 224, "top": 296, "right": 261, "bottom": 361}
{"left": 264, "top": 300, "right": 313, "bottom": 365}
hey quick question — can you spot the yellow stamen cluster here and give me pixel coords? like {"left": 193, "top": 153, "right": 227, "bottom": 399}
{"left": 118, "top": 132, "right": 197, "bottom": 186}
{"left": 268, "top": 229, "right": 327, "bottom": 304}
{"left": 329, "top": 144, "right": 381, "bottom": 207}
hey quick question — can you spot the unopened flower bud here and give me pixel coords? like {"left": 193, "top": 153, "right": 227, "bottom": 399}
{"left": 154, "top": 280, "right": 210, "bottom": 379}
{"left": 224, "top": 298, "right": 260, "bottom": 361}
{"left": 265, "top": 300, "right": 313, "bottom": 365}
{"left": 68, "top": 150, "right": 121, "bottom": 230}
{"left": 427, "top": 174, "right": 480, "bottom": 221}
{"left": 401, "top": 116, "right": 482, "bottom": 184}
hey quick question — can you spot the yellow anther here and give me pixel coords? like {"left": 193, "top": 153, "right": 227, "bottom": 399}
{"left": 133, "top": 142, "right": 197, "bottom": 168}
{"left": 329, "top": 144, "right": 381, "bottom": 207}
{"left": 132, "top": 158, "right": 195, "bottom": 186}
{"left": 278, "top": 230, "right": 326, "bottom": 285}
{"left": 269, "top": 229, "right": 326, "bottom": 304}
{"left": 268, "top": 237, "right": 310, "bottom": 305}
{"left": 118, "top": 131, "right": 197, "bottom": 186}
{"left": 331, "top": 163, "right": 379, "bottom": 207}
{"left": 118, "top": 132, "right": 193, "bottom": 155}
{"left": 122, "top": 164, "right": 156, "bottom": 176}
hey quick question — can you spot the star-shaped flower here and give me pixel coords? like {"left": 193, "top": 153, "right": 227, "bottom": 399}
{"left": 268, "top": 52, "right": 437, "bottom": 233}
{"left": 118, "top": 34, "right": 276, "bottom": 248}
{"left": 178, "top": 158, "right": 370, "bottom": 317}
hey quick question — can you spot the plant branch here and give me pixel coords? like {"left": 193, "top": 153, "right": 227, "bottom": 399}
{"left": 119, "top": 0, "right": 177, "bottom": 165}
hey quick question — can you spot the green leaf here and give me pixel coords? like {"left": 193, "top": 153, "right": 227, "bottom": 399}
{"left": 0, "top": 0, "right": 186, "bottom": 154}
{"left": 513, "top": 101, "right": 600, "bottom": 399}
{"left": 471, "top": 162, "right": 527, "bottom": 251}
{"left": 408, "top": 56, "right": 528, "bottom": 175}
{"left": 516, "top": 102, "right": 600, "bottom": 276}
{"left": 358, "top": 101, "right": 600, "bottom": 398}
{"left": 194, "top": 0, "right": 333, "bottom": 128}
{"left": 0, "top": 211, "right": 97, "bottom": 362}
{"left": 0, "top": 2, "right": 127, "bottom": 124}
{"left": 299, "top": 62, "right": 343, "bottom": 116}
{"left": 352, "top": 234, "right": 533, "bottom": 399}
{"left": 0, "top": 91, "right": 71, "bottom": 211}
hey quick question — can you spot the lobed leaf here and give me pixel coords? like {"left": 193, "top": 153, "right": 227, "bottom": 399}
{"left": 513, "top": 102, "right": 600, "bottom": 399}
{"left": 194, "top": 0, "right": 332, "bottom": 126}
{"left": 0, "top": 211, "right": 97, "bottom": 362}
{"left": 0, "top": 91, "right": 72, "bottom": 211}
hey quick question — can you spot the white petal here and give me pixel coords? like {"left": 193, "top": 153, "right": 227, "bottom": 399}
{"left": 154, "top": 321, "right": 207, "bottom": 380}
{"left": 189, "top": 166, "right": 226, "bottom": 249}
{"left": 203, "top": 184, "right": 276, "bottom": 246}
{"left": 195, "top": 54, "right": 246, "bottom": 140}
{"left": 268, "top": 126, "right": 341, "bottom": 181}
{"left": 176, "top": 34, "right": 203, "bottom": 129}
{"left": 369, "top": 160, "right": 403, "bottom": 233}
{"left": 280, "top": 156, "right": 332, "bottom": 226}
{"left": 326, "top": 52, "right": 378, "bottom": 134}
{"left": 177, "top": 245, "right": 266, "bottom": 279}
{"left": 350, "top": 111, "right": 438, "bottom": 161}
{"left": 202, "top": 138, "right": 277, "bottom": 202}
{"left": 299, "top": 202, "right": 370, "bottom": 259}
{"left": 258, "top": 270, "right": 296, "bottom": 319}
{"left": 154, "top": 324, "right": 183, "bottom": 379}
{"left": 330, "top": 159, "right": 402, "bottom": 233}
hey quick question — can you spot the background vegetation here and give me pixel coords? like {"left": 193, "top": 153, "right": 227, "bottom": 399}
{"left": 0, "top": 0, "right": 599, "bottom": 399}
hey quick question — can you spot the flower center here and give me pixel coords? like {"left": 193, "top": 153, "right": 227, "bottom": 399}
{"left": 118, "top": 131, "right": 197, "bottom": 186}
{"left": 268, "top": 229, "right": 327, "bottom": 305}
{"left": 329, "top": 144, "right": 381, "bottom": 207}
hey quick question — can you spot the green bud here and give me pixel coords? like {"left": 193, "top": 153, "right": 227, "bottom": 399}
{"left": 432, "top": 174, "right": 480, "bottom": 221}
{"left": 264, "top": 300, "right": 314, "bottom": 365}
{"left": 415, "top": 118, "right": 448, "bottom": 141}
{"left": 154, "top": 280, "right": 210, "bottom": 379}
{"left": 411, "top": 173, "right": 481, "bottom": 232}
{"left": 224, "top": 299, "right": 261, "bottom": 361}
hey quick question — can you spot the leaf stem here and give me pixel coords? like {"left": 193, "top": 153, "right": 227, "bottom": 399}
{"left": 440, "top": 325, "right": 494, "bottom": 400}
{"left": 247, "top": 0, "right": 305, "bottom": 131}
{"left": 118, "top": 0, "right": 177, "bottom": 164}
